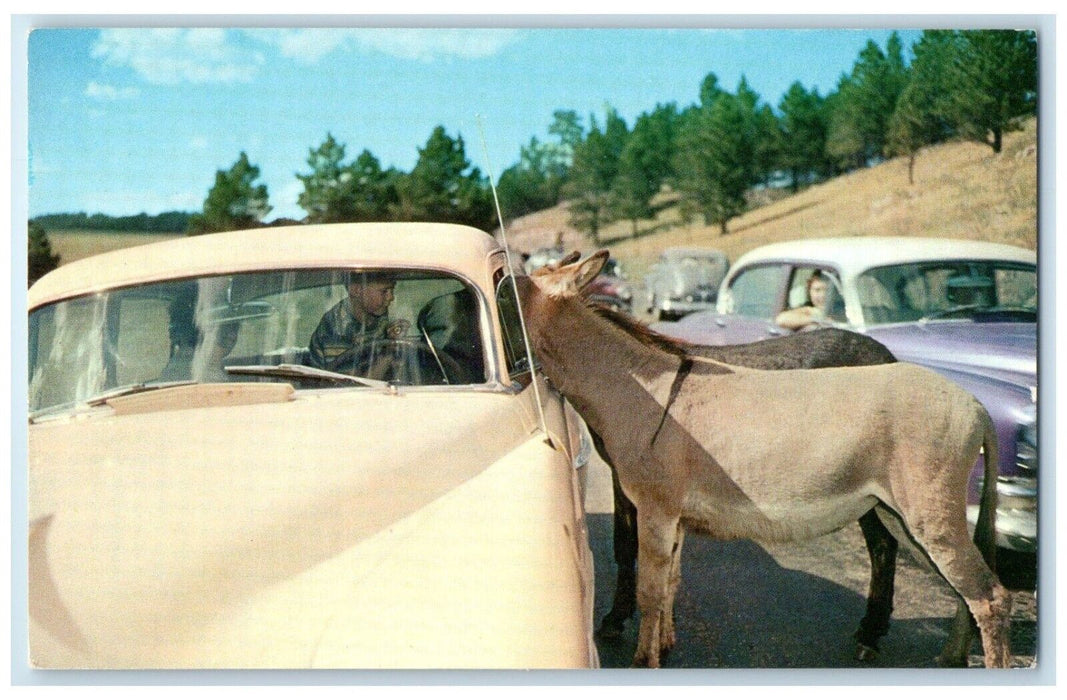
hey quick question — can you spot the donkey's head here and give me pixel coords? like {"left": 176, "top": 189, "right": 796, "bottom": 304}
{"left": 528, "top": 250, "right": 609, "bottom": 299}
{"left": 516, "top": 249, "right": 610, "bottom": 355}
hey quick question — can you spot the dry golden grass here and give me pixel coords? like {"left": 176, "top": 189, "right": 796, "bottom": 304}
{"left": 48, "top": 230, "right": 185, "bottom": 266}
{"left": 506, "top": 118, "right": 1038, "bottom": 281}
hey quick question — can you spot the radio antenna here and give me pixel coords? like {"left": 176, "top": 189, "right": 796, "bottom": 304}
{"left": 477, "top": 116, "right": 553, "bottom": 448}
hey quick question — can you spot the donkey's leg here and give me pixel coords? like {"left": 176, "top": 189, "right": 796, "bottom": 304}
{"left": 659, "top": 522, "right": 686, "bottom": 657}
{"left": 633, "top": 508, "right": 682, "bottom": 668}
{"left": 854, "top": 508, "right": 898, "bottom": 661}
{"left": 901, "top": 510, "right": 1011, "bottom": 668}
{"left": 597, "top": 462, "right": 639, "bottom": 639}
{"left": 937, "top": 600, "right": 978, "bottom": 667}
{"left": 932, "top": 544, "right": 1010, "bottom": 668}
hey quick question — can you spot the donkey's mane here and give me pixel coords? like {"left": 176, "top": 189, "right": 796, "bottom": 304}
{"left": 587, "top": 301, "right": 693, "bottom": 358}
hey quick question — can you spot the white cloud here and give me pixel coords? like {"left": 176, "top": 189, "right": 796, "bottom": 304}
{"left": 242, "top": 27, "right": 519, "bottom": 65}
{"left": 354, "top": 28, "right": 519, "bottom": 62}
{"left": 243, "top": 29, "right": 353, "bottom": 65}
{"left": 90, "top": 28, "right": 265, "bottom": 85}
{"left": 85, "top": 81, "right": 139, "bottom": 100}
{"left": 189, "top": 136, "right": 209, "bottom": 151}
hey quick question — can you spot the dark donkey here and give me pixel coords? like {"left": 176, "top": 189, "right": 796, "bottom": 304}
{"left": 594, "top": 322, "right": 902, "bottom": 661}
{"left": 519, "top": 251, "right": 1010, "bottom": 668}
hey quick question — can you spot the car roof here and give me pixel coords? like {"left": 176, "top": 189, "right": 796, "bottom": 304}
{"left": 730, "top": 236, "right": 1036, "bottom": 276}
{"left": 29, "top": 223, "right": 504, "bottom": 309}
{"left": 660, "top": 246, "right": 728, "bottom": 260}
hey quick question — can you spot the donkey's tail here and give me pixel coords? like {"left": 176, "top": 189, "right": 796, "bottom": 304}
{"left": 972, "top": 407, "right": 1000, "bottom": 573}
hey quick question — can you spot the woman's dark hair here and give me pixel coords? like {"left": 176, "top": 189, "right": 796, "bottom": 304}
{"left": 806, "top": 269, "right": 829, "bottom": 303}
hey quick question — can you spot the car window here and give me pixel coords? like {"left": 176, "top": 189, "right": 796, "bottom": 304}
{"left": 857, "top": 261, "right": 1036, "bottom": 325}
{"left": 785, "top": 266, "right": 847, "bottom": 323}
{"left": 495, "top": 275, "right": 533, "bottom": 380}
{"left": 29, "top": 268, "right": 488, "bottom": 413}
{"left": 726, "top": 264, "right": 785, "bottom": 319}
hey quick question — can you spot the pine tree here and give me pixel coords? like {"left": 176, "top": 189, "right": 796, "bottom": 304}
{"left": 395, "top": 126, "right": 494, "bottom": 230}
{"left": 349, "top": 150, "right": 399, "bottom": 222}
{"left": 674, "top": 78, "right": 762, "bottom": 235}
{"left": 949, "top": 29, "right": 1038, "bottom": 153}
{"left": 826, "top": 33, "right": 909, "bottom": 169}
{"left": 188, "top": 152, "right": 271, "bottom": 234}
{"left": 564, "top": 120, "right": 615, "bottom": 244}
{"left": 297, "top": 133, "right": 358, "bottom": 223}
{"left": 886, "top": 32, "right": 958, "bottom": 183}
{"left": 28, "top": 221, "right": 60, "bottom": 285}
{"left": 497, "top": 137, "right": 560, "bottom": 219}
{"left": 778, "top": 82, "right": 829, "bottom": 190}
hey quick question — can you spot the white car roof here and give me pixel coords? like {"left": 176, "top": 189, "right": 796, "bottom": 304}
{"left": 660, "top": 246, "right": 728, "bottom": 260}
{"left": 730, "top": 237, "right": 1036, "bottom": 278}
{"left": 29, "top": 223, "right": 504, "bottom": 309}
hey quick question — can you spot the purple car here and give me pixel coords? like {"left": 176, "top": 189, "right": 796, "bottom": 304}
{"left": 652, "top": 236, "right": 1037, "bottom": 552}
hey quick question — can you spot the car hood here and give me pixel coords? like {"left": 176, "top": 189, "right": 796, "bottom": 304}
{"left": 29, "top": 385, "right": 594, "bottom": 668}
{"left": 865, "top": 321, "right": 1036, "bottom": 388}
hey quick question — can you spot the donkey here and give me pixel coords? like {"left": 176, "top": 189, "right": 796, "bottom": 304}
{"left": 519, "top": 251, "right": 1010, "bottom": 668}
{"left": 538, "top": 252, "right": 903, "bottom": 660}
{"left": 593, "top": 320, "right": 902, "bottom": 662}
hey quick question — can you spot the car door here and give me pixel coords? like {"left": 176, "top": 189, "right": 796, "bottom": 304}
{"left": 711, "top": 262, "right": 792, "bottom": 342}
{"left": 660, "top": 260, "right": 846, "bottom": 346}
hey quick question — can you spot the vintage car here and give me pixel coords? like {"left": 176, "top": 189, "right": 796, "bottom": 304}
{"left": 584, "top": 257, "right": 634, "bottom": 314}
{"left": 523, "top": 246, "right": 568, "bottom": 274}
{"left": 27, "top": 223, "right": 599, "bottom": 669}
{"left": 651, "top": 236, "right": 1037, "bottom": 553}
{"left": 644, "top": 246, "right": 730, "bottom": 321}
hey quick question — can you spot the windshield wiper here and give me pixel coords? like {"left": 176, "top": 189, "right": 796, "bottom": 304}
{"left": 224, "top": 363, "right": 388, "bottom": 388}
{"left": 84, "top": 380, "right": 199, "bottom": 407}
{"left": 29, "top": 380, "right": 198, "bottom": 422}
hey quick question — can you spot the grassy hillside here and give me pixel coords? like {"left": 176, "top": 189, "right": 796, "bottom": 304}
{"left": 505, "top": 118, "right": 1038, "bottom": 282}
{"left": 47, "top": 230, "right": 185, "bottom": 266}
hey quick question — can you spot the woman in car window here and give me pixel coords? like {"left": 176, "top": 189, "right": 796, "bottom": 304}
{"left": 775, "top": 269, "right": 831, "bottom": 331}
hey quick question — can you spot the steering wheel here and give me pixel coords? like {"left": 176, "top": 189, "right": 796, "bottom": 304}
{"left": 325, "top": 338, "right": 466, "bottom": 384}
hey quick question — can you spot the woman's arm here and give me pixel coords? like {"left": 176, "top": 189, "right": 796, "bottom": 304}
{"left": 774, "top": 305, "right": 824, "bottom": 330}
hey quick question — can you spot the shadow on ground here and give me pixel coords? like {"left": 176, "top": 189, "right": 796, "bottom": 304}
{"left": 587, "top": 514, "right": 1037, "bottom": 669}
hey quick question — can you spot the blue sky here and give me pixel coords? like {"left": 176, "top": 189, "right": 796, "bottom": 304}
{"left": 27, "top": 26, "right": 924, "bottom": 222}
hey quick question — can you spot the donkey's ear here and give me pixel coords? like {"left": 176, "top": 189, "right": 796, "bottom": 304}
{"left": 572, "top": 250, "right": 610, "bottom": 291}
{"left": 556, "top": 250, "right": 582, "bottom": 268}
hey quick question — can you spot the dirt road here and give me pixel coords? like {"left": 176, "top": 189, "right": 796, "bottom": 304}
{"left": 582, "top": 453, "right": 1039, "bottom": 670}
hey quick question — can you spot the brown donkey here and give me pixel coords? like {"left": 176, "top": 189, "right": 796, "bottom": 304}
{"left": 518, "top": 251, "right": 1011, "bottom": 668}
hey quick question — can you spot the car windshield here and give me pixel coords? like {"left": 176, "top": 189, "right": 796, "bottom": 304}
{"left": 855, "top": 260, "right": 1037, "bottom": 325}
{"left": 602, "top": 259, "right": 624, "bottom": 278}
{"left": 29, "top": 268, "right": 488, "bottom": 413}
{"left": 662, "top": 255, "right": 728, "bottom": 293}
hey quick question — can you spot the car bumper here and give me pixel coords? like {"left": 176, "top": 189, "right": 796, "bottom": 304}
{"left": 966, "top": 501, "right": 1036, "bottom": 553}
{"left": 589, "top": 294, "right": 632, "bottom": 312}
{"left": 656, "top": 299, "right": 715, "bottom": 315}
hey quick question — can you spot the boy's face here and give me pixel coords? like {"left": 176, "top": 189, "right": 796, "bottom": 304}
{"left": 349, "top": 280, "right": 396, "bottom": 318}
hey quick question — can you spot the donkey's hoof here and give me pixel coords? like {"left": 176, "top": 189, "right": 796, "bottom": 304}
{"left": 596, "top": 607, "right": 633, "bottom": 640}
{"left": 659, "top": 632, "right": 676, "bottom": 658}
{"left": 596, "top": 617, "right": 626, "bottom": 640}
{"left": 631, "top": 653, "right": 660, "bottom": 669}
{"left": 855, "top": 643, "right": 879, "bottom": 663}
{"left": 936, "top": 653, "right": 969, "bottom": 668}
